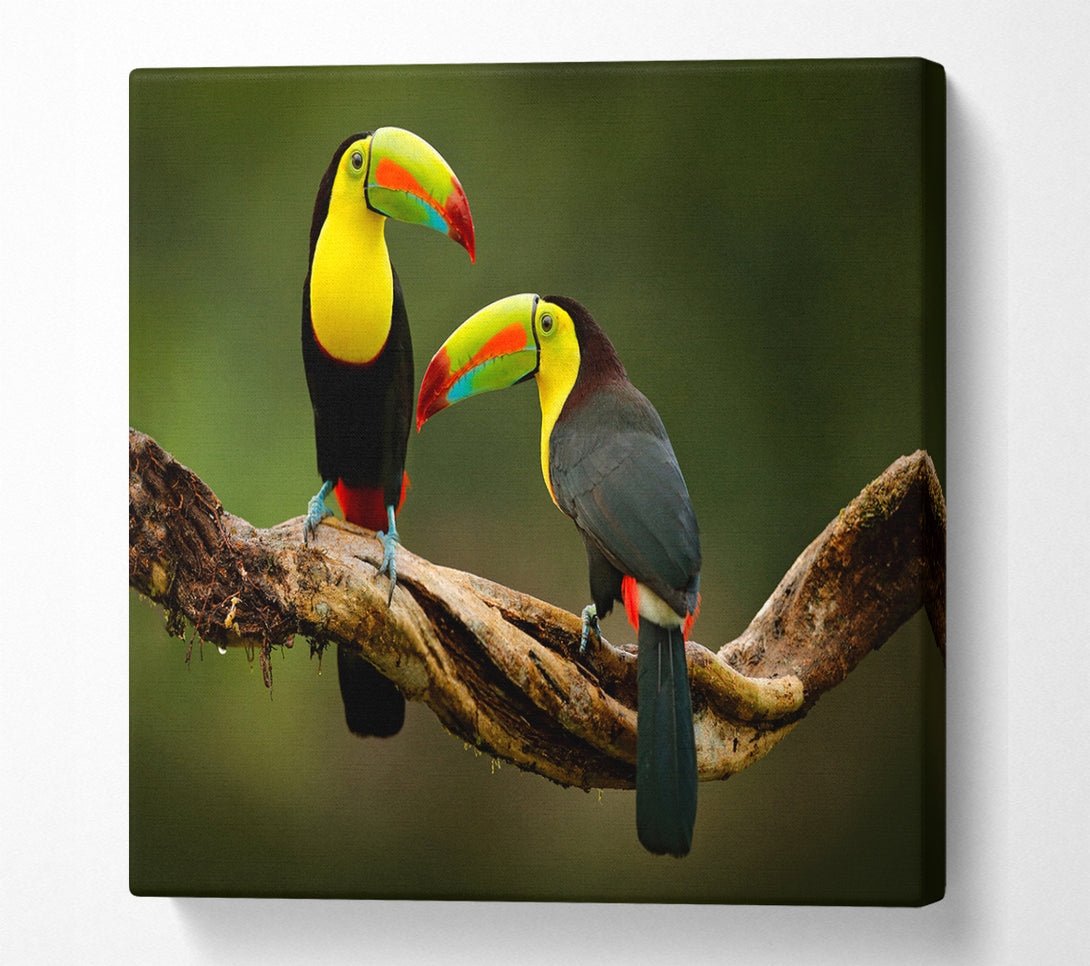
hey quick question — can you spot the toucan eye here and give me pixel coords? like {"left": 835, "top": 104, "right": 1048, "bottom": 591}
{"left": 350, "top": 151, "right": 364, "bottom": 170}
{"left": 539, "top": 313, "right": 554, "bottom": 334}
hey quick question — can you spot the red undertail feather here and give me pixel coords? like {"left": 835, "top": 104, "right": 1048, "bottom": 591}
{"left": 683, "top": 593, "right": 701, "bottom": 640}
{"left": 622, "top": 575, "right": 700, "bottom": 639}
{"left": 622, "top": 575, "right": 641, "bottom": 631}
{"left": 334, "top": 473, "right": 409, "bottom": 531}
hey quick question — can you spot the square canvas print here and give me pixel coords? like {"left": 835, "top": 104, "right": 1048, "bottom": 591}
{"left": 129, "top": 57, "right": 945, "bottom": 903}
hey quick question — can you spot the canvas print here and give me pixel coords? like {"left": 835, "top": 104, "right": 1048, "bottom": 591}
{"left": 129, "top": 58, "right": 945, "bottom": 902}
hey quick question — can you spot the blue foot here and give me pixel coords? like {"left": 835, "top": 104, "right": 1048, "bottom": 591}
{"left": 376, "top": 504, "right": 400, "bottom": 605}
{"left": 304, "top": 480, "right": 335, "bottom": 545}
{"left": 580, "top": 604, "right": 600, "bottom": 655}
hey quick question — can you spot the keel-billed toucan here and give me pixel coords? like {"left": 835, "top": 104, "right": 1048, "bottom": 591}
{"left": 416, "top": 294, "right": 701, "bottom": 856}
{"left": 301, "top": 127, "right": 475, "bottom": 737}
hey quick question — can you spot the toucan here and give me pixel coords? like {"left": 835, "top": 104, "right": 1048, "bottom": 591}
{"left": 416, "top": 293, "right": 701, "bottom": 856}
{"left": 301, "top": 127, "right": 475, "bottom": 737}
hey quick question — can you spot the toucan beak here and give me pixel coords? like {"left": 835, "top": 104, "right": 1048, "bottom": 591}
{"left": 416, "top": 293, "right": 541, "bottom": 431}
{"left": 366, "top": 127, "right": 475, "bottom": 261}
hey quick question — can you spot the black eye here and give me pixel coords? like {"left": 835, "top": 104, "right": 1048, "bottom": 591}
{"left": 351, "top": 151, "right": 364, "bottom": 170}
{"left": 539, "top": 313, "right": 554, "bottom": 334}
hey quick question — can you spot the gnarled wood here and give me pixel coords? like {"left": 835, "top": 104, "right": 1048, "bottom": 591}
{"left": 129, "top": 428, "right": 944, "bottom": 790}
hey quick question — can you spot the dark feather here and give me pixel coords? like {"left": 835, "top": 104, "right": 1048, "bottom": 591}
{"left": 549, "top": 380, "right": 700, "bottom": 619}
{"left": 336, "top": 644, "right": 405, "bottom": 738}
{"left": 636, "top": 622, "right": 697, "bottom": 856}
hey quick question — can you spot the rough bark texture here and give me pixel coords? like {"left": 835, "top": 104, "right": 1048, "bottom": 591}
{"left": 129, "top": 428, "right": 945, "bottom": 791}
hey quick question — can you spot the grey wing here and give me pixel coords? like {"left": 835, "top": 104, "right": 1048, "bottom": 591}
{"left": 549, "top": 387, "right": 700, "bottom": 616}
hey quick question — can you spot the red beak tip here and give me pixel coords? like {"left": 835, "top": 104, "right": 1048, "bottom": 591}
{"left": 458, "top": 230, "right": 476, "bottom": 263}
{"left": 415, "top": 400, "right": 435, "bottom": 432}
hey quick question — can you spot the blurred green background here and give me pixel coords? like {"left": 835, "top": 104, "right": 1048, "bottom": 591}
{"left": 130, "top": 59, "right": 944, "bottom": 902}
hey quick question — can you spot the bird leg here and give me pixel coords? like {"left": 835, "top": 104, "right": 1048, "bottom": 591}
{"left": 304, "top": 479, "right": 335, "bottom": 544}
{"left": 377, "top": 504, "right": 400, "bottom": 604}
{"left": 580, "top": 604, "right": 601, "bottom": 655}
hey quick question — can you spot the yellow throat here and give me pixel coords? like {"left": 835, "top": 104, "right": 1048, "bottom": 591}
{"left": 309, "top": 148, "right": 393, "bottom": 364}
{"left": 533, "top": 303, "right": 581, "bottom": 507}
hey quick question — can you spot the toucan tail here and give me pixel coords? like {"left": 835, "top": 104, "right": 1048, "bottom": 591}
{"left": 336, "top": 644, "right": 405, "bottom": 738}
{"left": 636, "top": 621, "right": 697, "bottom": 857}
{"left": 331, "top": 472, "right": 409, "bottom": 739}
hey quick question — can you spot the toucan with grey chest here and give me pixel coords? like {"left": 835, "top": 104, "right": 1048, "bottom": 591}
{"left": 416, "top": 293, "right": 700, "bottom": 855}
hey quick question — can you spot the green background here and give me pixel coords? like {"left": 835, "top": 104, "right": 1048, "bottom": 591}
{"left": 129, "top": 59, "right": 944, "bottom": 902}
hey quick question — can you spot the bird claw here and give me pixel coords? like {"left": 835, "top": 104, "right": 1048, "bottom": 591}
{"left": 376, "top": 506, "right": 400, "bottom": 605}
{"left": 580, "top": 604, "right": 600, "bottom": 655}
{"left": 377, "top": 532, "right": 399, "bottom": 604}
{"left": 304, "top": 482, "right": 335, "bottom": 545}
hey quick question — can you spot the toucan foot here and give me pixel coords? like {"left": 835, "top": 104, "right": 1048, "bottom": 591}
{"left": 580, "top": 604, "right": 600, "bottom": 655}
{"left": 304, "top": 480, "right": 335, "bottom": 545}
{"left": 376, "top": 505, "right": 400, "bottom": 605}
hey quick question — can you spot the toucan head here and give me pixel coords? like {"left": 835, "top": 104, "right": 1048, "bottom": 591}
{"left": 316, "top": 127, "right": 475, "bottom": 261}
{"left": 416, "top": 293, "right": 624, "bottom": 431}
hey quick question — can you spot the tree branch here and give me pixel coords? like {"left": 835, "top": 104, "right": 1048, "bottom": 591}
{"left": 129, "top": 428, "right": 945, "bottom": 791}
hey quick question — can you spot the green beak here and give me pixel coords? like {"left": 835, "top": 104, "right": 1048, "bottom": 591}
{"left": 416, "top": 294, "right": 542, "bottom": 430}
{"left": 366, "top": 126, "right": 475, "bottom": 261}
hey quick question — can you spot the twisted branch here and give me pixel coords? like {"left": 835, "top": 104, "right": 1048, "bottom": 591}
{"left": 129, "top": 428, "right": 944, "bottom": 790}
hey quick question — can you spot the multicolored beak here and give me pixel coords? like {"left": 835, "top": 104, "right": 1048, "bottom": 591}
{"left": 416, "top": 293, "right": 542, "bottom": 430}
{"left": 366, "top": 126, "right": 475, "bottom": 261}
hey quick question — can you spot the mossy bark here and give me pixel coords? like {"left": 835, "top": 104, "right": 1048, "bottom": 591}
{"left": 129, "top": 428, "right": 944, "bottom": 790}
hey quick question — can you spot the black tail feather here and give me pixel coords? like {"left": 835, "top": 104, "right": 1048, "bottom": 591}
{"left": 336, "top": 644, "right": 405, "bottom": 738}
{"left": 636, "top": 622, "right": 697, "bottom": 857}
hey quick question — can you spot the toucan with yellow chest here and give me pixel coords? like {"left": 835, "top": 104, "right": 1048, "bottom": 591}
{"left": 301, "top": 127, "right": 475, "bottom": 737}
{"left": 416, "top": 294, "right": 701, "bottom": 856}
